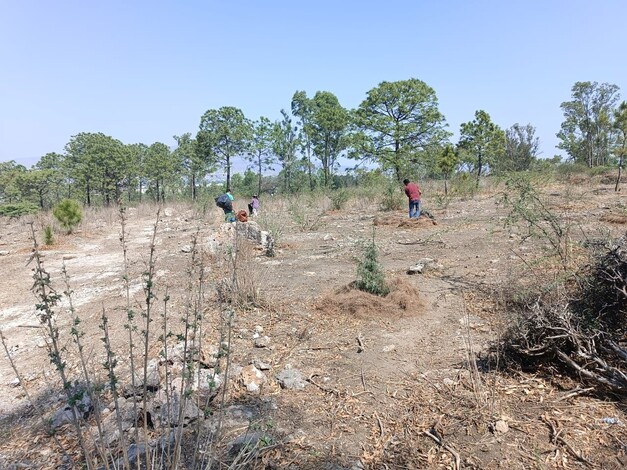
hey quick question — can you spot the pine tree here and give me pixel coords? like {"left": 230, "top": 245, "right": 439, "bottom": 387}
{"left": 356, "top": 231, "right": 389, "bottom": 296}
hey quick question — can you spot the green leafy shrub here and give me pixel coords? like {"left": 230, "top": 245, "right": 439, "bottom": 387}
{"left": 355, "top": 234, "right": 389, "bottom": 296}
{"left": 431, "top": 191, "right": 451, "bottom": 209}
{"left": 288, "top": 199, "right": 324, "bottom": 232}
{"left": 329, "top": 189, "right": 350, "bottom": 210}
{"left": 0, "top": 202, "right": 39, "bottom": 218}
{"left": 43, "top": 225, "right": 54, "bottom": 245}
{"left": 500, "top": 175, "right": 570, "bottom": 268}
{"left": 380, "top": 183, "right": 403, "bottom": 211}
{"left": 451, "top": 172, "right": 479, "bottom": 199}
{"left": 53, "top": 199, "right": 83, "bottom": 234}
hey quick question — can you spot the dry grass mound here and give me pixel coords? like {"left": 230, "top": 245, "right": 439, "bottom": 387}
{"left": 600, "top": 213, "right": 627, "bottom": 225}
{"left": 398, "top": 217, "right": 437, "bottom": 228}
{"left": 316, "top": 277, "right": 423, "bottom": 320}
{"left": 599, "top": 173, "right": 627, "bottom": 185}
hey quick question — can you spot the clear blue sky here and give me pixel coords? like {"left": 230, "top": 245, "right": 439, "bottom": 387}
{"left": 1, "top": 0, "right": 625, "bottom": 168}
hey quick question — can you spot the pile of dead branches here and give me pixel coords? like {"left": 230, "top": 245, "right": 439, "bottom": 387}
{"left": 501, "top": 233, "right": 627, "bottom": 394}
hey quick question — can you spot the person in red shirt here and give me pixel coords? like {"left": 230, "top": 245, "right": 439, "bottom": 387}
{"left": 403, "top": 179, "right": 422, "bottom": 218}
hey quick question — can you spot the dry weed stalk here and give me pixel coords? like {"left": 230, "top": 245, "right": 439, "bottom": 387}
{"left": 217, "top": 229, "right": 266, "bottom": 309}
{"left": 100, "top": 305, "right": 130, "bottom": 469}
{"left": 61, "top": 264, "right": 114, "bottom": 468}
{"left": 501, "top": 175, "right": 574, "bottom": 270}
{"left": 461, "top": 297, "right": 486, "bottom": 409}
{"left": 0, "top": 331, "right": 73, "bottom": 464}
{"left": 27, "top": 221, "right": 93, "bottom": 469}
{"left": 119, "top": 205, "right": 141, "bottom": 453}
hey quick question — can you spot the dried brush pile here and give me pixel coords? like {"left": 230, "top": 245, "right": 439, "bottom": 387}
{"left": 500, "top": 233, "right": 627, "bottom": 393}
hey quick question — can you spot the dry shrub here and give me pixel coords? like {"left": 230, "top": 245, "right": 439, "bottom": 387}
{"left": 566, "top": 174, "right": 591, "bottom": 185}
{"left": 498, "top": 234, "right": 627, "bottom": 393}
{"left": 373, "top": 215, "right": 435, "bottom": 228}
{"left": 600, "top": 213, "right": 627, "bottom": 225}
{"left": 316, "top": 277, "right": 422, "bottom": 320}
{"left": 217, "top": 235, "right": 267, "bottom": 309}
{"left": 599, "top": 173, "right": 627, "bottom": 185}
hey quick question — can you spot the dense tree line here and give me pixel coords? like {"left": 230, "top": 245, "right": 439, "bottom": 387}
{"left": 1, "top": 79, "right": 625, "bottom": 210}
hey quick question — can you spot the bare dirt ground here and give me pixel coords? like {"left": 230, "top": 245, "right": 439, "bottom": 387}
{"left": 0, "top": 175, "right": 626, "bottom": 469}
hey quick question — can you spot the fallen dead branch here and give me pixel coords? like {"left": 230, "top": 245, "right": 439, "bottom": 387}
{"left": 542, "top": 414, "right": 594, "bottom": 467}
{"left": 423, "top": 429, "right": 461, "bottom": 470}
{"left": 500, "top": 234, "right": 627, "bottom": 394}
{"left": 356, "top": 334, "right": 365, "bottom": 353}
{"left": 307, "top": 374, "right": 341, "bottom": 396}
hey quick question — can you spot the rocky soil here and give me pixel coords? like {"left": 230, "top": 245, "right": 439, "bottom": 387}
{"left": 0, "top": 178, "right": 626, "bottom": 469}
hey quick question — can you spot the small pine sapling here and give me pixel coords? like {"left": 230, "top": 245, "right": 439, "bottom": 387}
{"left": 356, "top": 230, "right": 389, "bottom": 296}
{"left": 43, "top": 225, "right": 54, "bottom": 245}
{"left": 438, "top": 144, "right": 459, "bottom": 196}
{"left": 53, "top": 199, "right": 82, "bottom": 234}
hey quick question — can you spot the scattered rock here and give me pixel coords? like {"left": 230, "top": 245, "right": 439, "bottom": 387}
{"left": 407, "top": 258, "right": 443, "bottom": 274}
{"left": 51, "top": 390, "right": 93, "bottom": 429}
{"left": 193, "top": 369, "right": 223, "bottom": 401}
{"left": 254, "top": 336, "right": 270, "bottom": 348}
{"left": 133, "top": 359, "right": 161, "bottom": 390}
{"left": 459, "top": 315, "right": 487, "bottom": 330}
{"left": 442, "top": 378, "right": 456, "bottom": 387}
{"left": 0, "top": 250, "right": 9, "bottom": 256}
{"left": 166, "top": 343, "right": 189, "bottom": 362}
{"left": 181, "top": 245, "right": 192, "bottom": 253}
{"left": 276, "top": 367, "right": 307, "bottom": 390}
{"left": 203, "top": 404, "right": 256, "bottom": 435}
{"left": 252, "top": 359, "right": 272, "bottom": 371}
{"left": 493, "top": 419, "right": 509, "bottom": 434}
{"left": 5, "top": 345, "right": 20, "bottom": 358}
{"left": 227, "top": 364, "right": 243, "bottom": 380}
{"left": 98, "top": 398, "right": 137, "bottom": 445}
{"left": 152, "top": 388, "right": 202, "bottom": 427}
{"left": 9, "top": 377, "right": 20, "bottom": 387}
{"left": 382, "top": 344, "right": 396, "bottom": 353}
{"left": 206, "top": 237, "right": 220, "bottom": 254}
{"left": 166, "top": 342, "right": 219, "bottom": 368}
{"left": 263, "top": 259, "right": 282, "bottom": 266}
{"left": 235, "top": 221, "right": 274, "bottom": 256}
{"left": 199, "top": 344, "right": 220, "bottom": 367}
{"left": 241, "top": 365, "right": 267, "bottom": 393}
{"left": 100, "top": 433, "right": 175, "bottom": 470}
{"left": 228, "top": 432, "right": 265, "bottom": 457}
